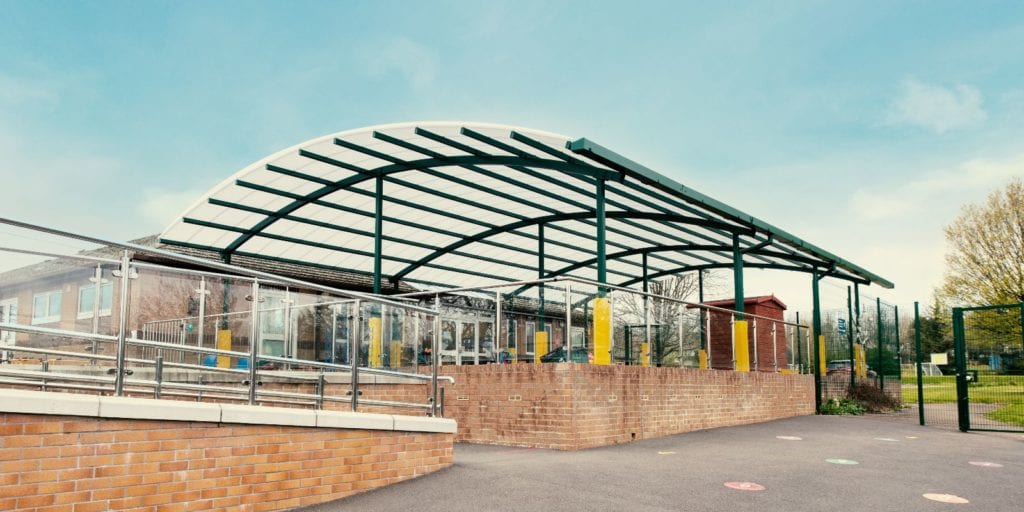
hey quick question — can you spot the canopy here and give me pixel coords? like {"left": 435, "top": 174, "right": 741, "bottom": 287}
{"left": 160, "top": 121, "right": 893, "bottom": 295}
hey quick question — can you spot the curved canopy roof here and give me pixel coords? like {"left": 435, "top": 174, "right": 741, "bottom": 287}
{"left": 160, "top": 121, "right": 893, "bottom": 295}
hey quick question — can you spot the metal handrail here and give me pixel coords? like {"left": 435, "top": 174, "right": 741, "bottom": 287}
{"left": 0, "top": 217, "right": 438, "bottom": 315}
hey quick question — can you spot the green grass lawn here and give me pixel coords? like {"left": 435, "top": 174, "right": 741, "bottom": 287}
{"left": 902, "top": 374, "right": 1024, "bottom": 426}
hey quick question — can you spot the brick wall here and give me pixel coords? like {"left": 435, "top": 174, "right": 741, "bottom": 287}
{"left": 0, "top": 414, "right": 452, "bottom": 512}
{"left": 429, "top": 363, "right": 814, "bottom": 450}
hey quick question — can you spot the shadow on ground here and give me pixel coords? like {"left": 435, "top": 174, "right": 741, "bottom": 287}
{"left": 298, "top": 414, "right": 1024, "bottom": 512}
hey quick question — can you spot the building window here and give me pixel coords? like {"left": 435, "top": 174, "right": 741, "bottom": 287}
{"left": 77, "top": 282, "right": 113, "bottom": 319}
{"left": 32, "top": 290, "right": 62, "bottom": 325}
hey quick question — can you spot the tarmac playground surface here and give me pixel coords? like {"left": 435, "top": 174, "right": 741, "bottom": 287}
{"left": 300, "top": 414, "right": 1024, "bottom": 512}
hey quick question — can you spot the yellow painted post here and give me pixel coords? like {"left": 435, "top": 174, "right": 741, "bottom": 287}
{"left": 390, "top": 341, "right": 402, "bottom": 368}
{"left": 593, "top": 297, "right": 611, "bottom": 365}
{"left": 698, "top": 349, "right": 708, "bottom": 370}
{"left": 534, "top": 331, "right": 548, "bottom": 364}
{"left": 368, "top": 317, "right": 382, "bottom": 368}
{"left": 855, "top": 344, "right": 867, "bottom": 378}
{"left": 217, "top": 329, "right": 232, "bottom": 368}
{"left": 818, "top": 335, "right": 827, "bottom": 376}
{"left": 640, "top": 342, "right": 650, "bottom": 367}
{"left": 733, "top": 320, "right": 749, "bottom": 372}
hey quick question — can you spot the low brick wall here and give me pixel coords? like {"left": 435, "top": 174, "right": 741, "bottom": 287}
{"left": 0, "top": 391, "right": 454, "bottom": 512}
{"left": 434, "top": 363, "right": 815, "bottom": 450}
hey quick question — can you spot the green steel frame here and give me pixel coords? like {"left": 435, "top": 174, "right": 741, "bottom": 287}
{"left": 160, "top": 122, "right": 893, "bottom": 334}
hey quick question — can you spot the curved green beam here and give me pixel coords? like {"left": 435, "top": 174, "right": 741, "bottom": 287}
{"left": 220, "top": 152, "right": 625, "bottom": 256}
{"left": 508, "top": 243, "right": 832, "bottom": 297}
{"left": 391, "top": 212, "right": 754, "bottom": 284}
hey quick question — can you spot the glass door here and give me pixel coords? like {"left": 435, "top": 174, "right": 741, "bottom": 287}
{"left": 440, "top": 320, "right": 457, "bottom": 364}
{"left": 460, "top": 322, "right": 478, "bottom": 365}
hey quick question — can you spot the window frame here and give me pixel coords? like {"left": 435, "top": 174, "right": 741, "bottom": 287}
{"left": 31, "top": 290, "right": 63, "bottom": 325}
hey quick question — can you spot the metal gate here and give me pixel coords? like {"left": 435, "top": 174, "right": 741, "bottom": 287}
{"left": 952, "top": 303, "right": 1024, "bottom": 432}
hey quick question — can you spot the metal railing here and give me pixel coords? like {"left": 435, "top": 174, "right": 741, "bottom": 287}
{"left": 0, "top": 217, "right": 452, "bottom": 416}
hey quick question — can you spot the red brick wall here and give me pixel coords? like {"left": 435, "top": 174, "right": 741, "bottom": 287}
{"left": 430, "top": 363, "right": 814, "bottom": 450}
{"left": 0, "top": 414, "right": 453, "bottom": 512}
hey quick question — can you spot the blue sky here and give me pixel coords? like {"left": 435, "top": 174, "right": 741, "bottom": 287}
{"left": 2, "top": 1, "right": 1022, "bottom": 312}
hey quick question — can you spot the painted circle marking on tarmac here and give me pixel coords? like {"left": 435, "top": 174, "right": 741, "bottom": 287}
{"left": 923, "top": 493, "right": 969, "bottom": 504}
{"left": 724, "top": 482, "right": 766, "bottom": 491}
{"left": 657, "top": 451, "right": 676, "bottom": 455}
{"left": 874, "top": 437, "right": 898, "bottom": 442}
{"left": 776, "top": 436, "right": 802, "bottom": 441}
{"left": 825, "top": 458, "right": 859, "bottom": 465}
{"left": 968, "top": 461, "right": 1003, "bottom": 468}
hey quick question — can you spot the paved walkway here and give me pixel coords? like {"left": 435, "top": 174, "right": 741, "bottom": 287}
{"left": 299, "top": 414, "right": 1024, "bottom": 512}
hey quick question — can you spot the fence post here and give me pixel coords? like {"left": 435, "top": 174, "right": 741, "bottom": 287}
{"left": 952, "top": 307, "right": 969, "bottom": 432}
{"left": 564, "top": 284, "right": 572, "bottom": 362}
{"left": 876, "top": 297, "right": 884, "bottom": 392}
{"left": 431, "top": 299, "right": 441, "bottom": 417}
{"left": 154, "top": 356, "right": 163, "bottom": 400}
{"left": 114, "top": 250, "right": 132, "bottom": 397}
{"left": 247, "top": 280, "right": 260, "bottom": 405}
{"left": 914, "top": 302, "right": 924, "bottom": 426}
{"left": 351, "top": 300, "right": 362, "bottom": 412}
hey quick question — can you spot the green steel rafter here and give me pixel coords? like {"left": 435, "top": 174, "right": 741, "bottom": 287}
{"left": 219, "top": 143, "right": 629, "bottom": 258}
{"left": 228, "top": 181, "right": 616, "bottom": 284}
{"left": 215, "top": 184, "right": 640, "bottom": 282}
{"left": 173, "top": 218, "right": 524, "bottom": 284}
{"left": 509, "top": 243, "right": 731, "bottom": 296}
{"left": 510, "top": 126, "right": 793, "bottom": 267}
{"left": 504, "top": 130, "right": 741, "bottom": 266}
{"left": 397, "top": 133, "right": 697, "bottom": 272}
{"left": 344, "top": 132, "right": 690, "bottom": 274}
{"left": 204, "top": 198, "right": 547, "bottom": 274}
{"left": 391, "top": 211, "right": 754, "bottom": 283}
{"left": 616, "top": 262, "right": 868, "bottom": 289}
{"left": 567, "top": 137, "right": 894, "bottom": 289}
{"left": 454, "top": 128, "right": 722, "bottom": 269}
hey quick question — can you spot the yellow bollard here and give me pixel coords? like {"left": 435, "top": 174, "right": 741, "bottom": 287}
{"left": 698, "top": 349, "right": 708, "bottom": 370}
{"left": 593, "top": 297, "right": 611, "bottom": 365}
{"left": 368, "top": 317, "right": 382, "bottom": 368}
{"left": 217, "top": 329, "right": 232, "bottom": 368}
{"left": 534, "top": 331, "right": 548, "bottom": 364}
{"left": 390, "top": 340, "right": 402, "bottom": 368}
{"left": 733, "top": 320, "right": 749, "bottom": 372}
{"left": 818, "top": 335, "right": 827, "bottom": 376}
{"left": 640, "top": 342, "right": 650, "bottom": 367}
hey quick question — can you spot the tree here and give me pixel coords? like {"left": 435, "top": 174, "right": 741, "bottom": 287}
{"left": 613, "top": 271, "right": 722, "bottom": 366}
{"left": 941, "top": 178, "right": 1024, "bottom": 306}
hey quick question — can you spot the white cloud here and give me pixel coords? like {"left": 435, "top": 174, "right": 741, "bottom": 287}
{"left": 363, "top": 37, "right": 438, "bottom": 89}
{"left": 885, "top": 78, "right": 986, "bottom": 133}
{"left": 138, "top": 188, "right": 207, "bottom": 231}
{"left": 849, "top": 152, "right": 1024, "bottom": 222}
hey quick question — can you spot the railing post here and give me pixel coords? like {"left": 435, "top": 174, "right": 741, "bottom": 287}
{"left": 114, "top": 250, "right": 132, "bottom": 397}
{"left": 730, "top": 313, "right": 735, "bottom": 370}
{"left": 154, "top": 356, "right": 163, "bottom": 399}
{"left": 41, "top": 360, "right": 49, "bottom": 392}
{"left": 771, "top": 321, "right": 778, "bottom": 372}
{"left": 247, "top": 280, "right": 260, "bottom": 405}
{"left": 564, "top": 283, "right": 572, "bottom": 362}
{"left": 317, "top": 370, "right": 326, "bottom": 410}
{"left": 431, "top": 298, "right": 441, "bottom": 417}
{"left": 350, "top": 300, "right": 361, "bottom": 412}
{"left": 752, "top": 318, "right": 759, "bottom": 371}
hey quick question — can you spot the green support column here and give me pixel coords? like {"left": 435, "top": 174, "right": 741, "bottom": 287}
{"left": 698, "top": 270, "right": 707, "bottom": 369}
{"left": 732, "top": 234, "right": 749, "bottom": 371}
{"left": 369, "top": 175, "right": 384, "bottom": 368}
{"left": 538, "top": 223, "right": 545, "bottom": 331}
{"left": 812, "top": 269, "right": 823, "bottom": 411}
{"left": 642, "top": 252, "right": 650, "bottom": 366}
{"left": 593, "top": 178, "right": 611, "bottom": 365}
{"left": 914, "top": 302, "right": 925, "bottom": 426}
{"left": 847, "top": 286, "right": 855, "bottom": 390}
{"left": 876, "top": 297, "right": 884, "bottom": 391}
{"left": 373, "top": 175, "right": 384, "bottom": 295}
{"left": 596, "top": 179, "right": 607, "bottom": 293}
